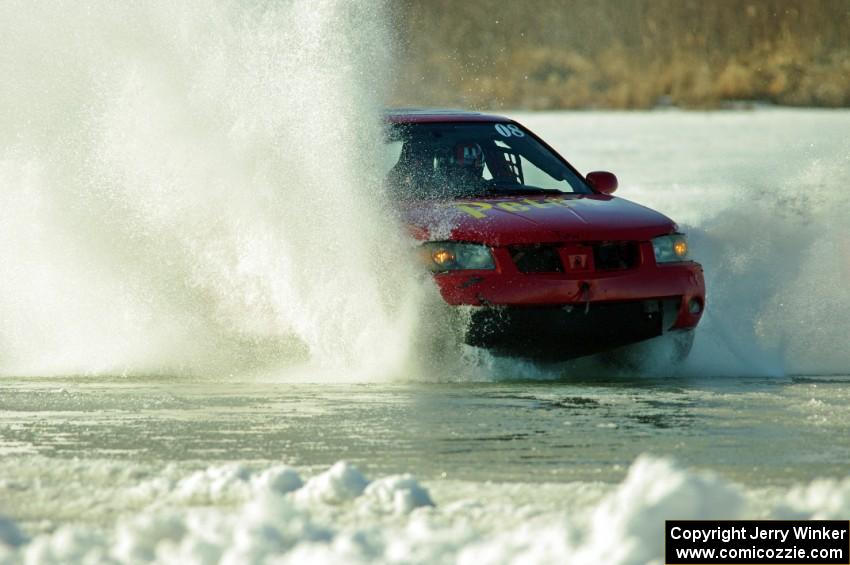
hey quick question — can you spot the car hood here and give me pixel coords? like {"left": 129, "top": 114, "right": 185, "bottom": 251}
{"left": 401, "top": 194, "right": 677, "bottom": 245}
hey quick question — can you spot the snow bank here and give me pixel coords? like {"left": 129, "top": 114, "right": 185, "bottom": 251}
{"left": 4, "top": 456, "right": 850, "bottom": 564}
{"left": 295, "top": 461, "right": 369, "bottom": 505}
{"left": 572, "top": 456, "right": 743, "bottom": 565}
{"left": 774, "top": 476, "right": 850, "bottom": 520}
{"left": 3, "top": 461, "right": 432, "bottom": 564}
{"left": 362, "top": 475, "right": 434, "bottom": 515}
{"left": 455, "top": 456, "right": 743, "bottom": 565}
{"left": 126, "top": 463, "right": 305, "bottom": 506}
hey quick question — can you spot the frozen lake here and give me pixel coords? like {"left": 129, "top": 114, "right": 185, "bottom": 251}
{"left": 3, "top": 376, "right": 850, "bottom": 489}
{"left": 2, "top": 373, "right": 850, "bottom": 563}
{"left": 2, "top": 107, "right": 849, "bottom": 563}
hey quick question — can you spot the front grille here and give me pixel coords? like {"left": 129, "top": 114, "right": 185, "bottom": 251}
{"left": 593, "top": 242, "right": 639, "bottom": 270}
{"left": 510, "top": 244, "right": 563, "bottom": 273}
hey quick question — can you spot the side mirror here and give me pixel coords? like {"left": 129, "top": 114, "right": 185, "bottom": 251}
{"left": 586, "top": 171, "right": 618, "bottom": 195}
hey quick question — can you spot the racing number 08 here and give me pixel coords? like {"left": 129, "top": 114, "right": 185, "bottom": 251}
{"left": 494, "top": 124, "right": 525, "bottom": 138}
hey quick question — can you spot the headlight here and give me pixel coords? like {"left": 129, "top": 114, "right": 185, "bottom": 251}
{"left": 421, "top": 242, "right": 495, "bottom": 272}
{"left": 652, "top": 234, "right": 689, "bottom": 263}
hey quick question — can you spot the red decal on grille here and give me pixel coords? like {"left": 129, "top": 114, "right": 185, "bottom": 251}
{"left": 568, "top": 254, "right": 588, "bottom": 269}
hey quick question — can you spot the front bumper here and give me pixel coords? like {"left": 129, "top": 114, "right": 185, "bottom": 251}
{"left": 465, "top": 298, "right": 683, "bottom": 360}
{"left": 433, "top": 247, "right": 705, "bottom": 358}
{"left": 433, "top": 257, "right": 705, "bottom": 331}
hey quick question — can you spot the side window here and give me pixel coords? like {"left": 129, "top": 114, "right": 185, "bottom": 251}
{"left": 482, "top": 161, "right": 493, "bottom": 180}
{"left": 523, "top": 159, "right": 560, "bottom": 189}
{"left": 493, "top": 137, "right": 570, "bottom": 191}
{"left": 486, "top": 140, "right": 523, "bottom": 185}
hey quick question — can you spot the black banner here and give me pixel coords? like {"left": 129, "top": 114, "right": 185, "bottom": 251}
{"left": 666, "top": 520, "right": 850, "bottom": 564}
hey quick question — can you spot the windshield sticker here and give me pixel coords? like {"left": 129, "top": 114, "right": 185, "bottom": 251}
{"left": 494, "top": 124, "right": 525, "bottom": 138}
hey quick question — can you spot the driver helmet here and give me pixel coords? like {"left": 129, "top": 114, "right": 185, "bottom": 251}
{"left": 453, "top": 141, "right": 485, "bottom": 172}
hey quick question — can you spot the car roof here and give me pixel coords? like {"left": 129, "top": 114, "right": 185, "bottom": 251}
{"left": 384, "top": 107, "right": 511, "bottom": 124}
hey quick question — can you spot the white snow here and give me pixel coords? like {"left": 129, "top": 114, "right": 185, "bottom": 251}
{"left": 774, "top": 477, "right": 850, "bottom": 520}
{"left": 3, "top": 456, "right": 850, "bottom": 564}
{"left": 362, "top": 475, "right": 434, "bottom": 515}
{"left": 295, "top": 461, "right": 370, "bottom": 505}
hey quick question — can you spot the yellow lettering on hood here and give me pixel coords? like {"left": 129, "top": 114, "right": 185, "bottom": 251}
{"left": 497, "top": 201, "right": 530, "bottom": 212}
{"left": 455, "top": 202, "right": 493, "bottom": 218}
{"left": 455, "top": 197, "right": 569, "bottom": 219}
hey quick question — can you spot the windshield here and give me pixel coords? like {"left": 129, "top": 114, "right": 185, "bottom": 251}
{"left": 383, "top": 122, "right": 590, "bottom": 199}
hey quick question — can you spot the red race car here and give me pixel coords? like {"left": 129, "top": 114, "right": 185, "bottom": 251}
{"left": 385, "top": 109, "right": 705, "bottom": 363}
